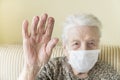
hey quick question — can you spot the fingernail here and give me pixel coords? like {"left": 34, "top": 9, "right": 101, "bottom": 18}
{"left": 42, "top": 13, "right": 47, "bottom": 20}
{"left": 49, "top": 17, "right": 54, "bottom": 23}
{"left": 34, "top": 16, "right": 39, "bottom": 21}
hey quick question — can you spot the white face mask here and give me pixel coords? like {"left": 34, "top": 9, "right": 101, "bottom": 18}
{"left": 68, "top": 49, "right": 100, "bottom": 73}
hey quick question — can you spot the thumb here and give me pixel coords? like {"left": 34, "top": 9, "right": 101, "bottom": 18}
{"left": 46, "top": 38, "right": 59, "bottom": 56}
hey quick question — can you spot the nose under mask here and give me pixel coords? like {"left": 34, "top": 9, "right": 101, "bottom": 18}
{"left": 68, "top": 49, "right": 100, "bottom": 73}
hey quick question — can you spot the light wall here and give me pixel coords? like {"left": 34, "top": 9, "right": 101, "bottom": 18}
{"left": 0, "top": 0, "right": 120, "bottom": 45}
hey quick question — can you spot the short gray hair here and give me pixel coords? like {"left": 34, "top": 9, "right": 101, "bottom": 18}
{"left": 62, "top": 13, "right": 102, "bottom": 43}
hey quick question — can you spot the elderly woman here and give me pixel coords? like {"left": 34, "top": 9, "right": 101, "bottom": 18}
{"left": 18, "top": 13, "right": 120, "bottom": 80}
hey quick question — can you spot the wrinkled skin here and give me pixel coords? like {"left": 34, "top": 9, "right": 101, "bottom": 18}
{"left": 22, "top": 13, "right": 58, "bottom": 71}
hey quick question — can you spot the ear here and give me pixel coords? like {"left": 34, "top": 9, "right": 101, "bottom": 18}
{"left": 62, "top": 41, "right": 69, "bottom": 57}
{"left": 62, "top": 41, "right": 67, "bottom": 50}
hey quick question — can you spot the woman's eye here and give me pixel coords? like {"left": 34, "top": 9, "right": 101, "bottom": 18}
{"left": 88, "top": 42, "right": 95, "bottom": 46}
{"left": 72, "top": 42, "right": 80, "bottom": 50}
{"left": 90, "top": 42, "right": 94, "bottom": 45}
{"left": 74, "top": 43, "right": 79, "bottom": 45}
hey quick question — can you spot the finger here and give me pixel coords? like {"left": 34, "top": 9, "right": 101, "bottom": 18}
{"left": 31, "top": 16, "right": 39, "bottom": 37}
{"left": 44, "top": 17, "right": 55, "bottom": 41}
{"left": 38, "top": 13, "right": 48, "bottom": 35}
{"left": 37, "top": 13, "right": 48, "bottom": 43}
{"left": 22, "top": 20, "right": 29, "bottom": 39}
{"left": 46, "top": 38, "right": 59, "bottom": 57}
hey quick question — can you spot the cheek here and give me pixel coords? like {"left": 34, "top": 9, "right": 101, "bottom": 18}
{"left": 71, "top": 46, "right": 80, "bottom": 50}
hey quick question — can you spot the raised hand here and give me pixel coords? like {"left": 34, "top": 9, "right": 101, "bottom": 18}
{"left": 22, "top": 13, "right": 59, "bottom": 70}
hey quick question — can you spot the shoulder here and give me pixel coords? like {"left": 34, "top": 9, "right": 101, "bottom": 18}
{"left": 94, "top": 61, "right": 117, "bottom": 73}
{"left": 37, "top": 57, "right": 65, "bottom": 79}
{"left": 49, "top": 57, "right": 65, "bottom": 64}
{"left": 40, "top": 57, "right": 65, "bottom": 70}
{"left": 90, "top": 60, "right": 120, "bottom": 79}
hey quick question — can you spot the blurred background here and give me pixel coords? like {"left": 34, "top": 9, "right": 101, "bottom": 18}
{"left": 0, "top": 0, "right": 120, "bottom": 45}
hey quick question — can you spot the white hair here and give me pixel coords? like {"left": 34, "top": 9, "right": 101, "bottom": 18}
{"left": 62, "top": 13, "right": 102, "bottom": 43}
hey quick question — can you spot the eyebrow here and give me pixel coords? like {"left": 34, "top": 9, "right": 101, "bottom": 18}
{"left": 88, "top": 39, "right": 96, "bottom": 42}
{"left": 70, "top": 37, "right": 98, "bottom": 43}
{"left": 72, "top": 39, "right": 96, "bottom": 42}
{"left": 71, "top": 40, "right": 80, "bottom": 42}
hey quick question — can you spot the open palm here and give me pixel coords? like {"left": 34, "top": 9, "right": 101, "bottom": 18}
{"left": 22, "top": 14, "right": 58, "bottom": 68}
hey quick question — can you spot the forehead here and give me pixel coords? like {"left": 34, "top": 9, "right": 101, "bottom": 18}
{"left": 67, "top": 26, "right": 100, "bottom": 42}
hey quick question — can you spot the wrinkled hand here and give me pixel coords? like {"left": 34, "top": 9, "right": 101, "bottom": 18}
{"left": 22, "top": 13, "right": 59, "bottom": 68}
